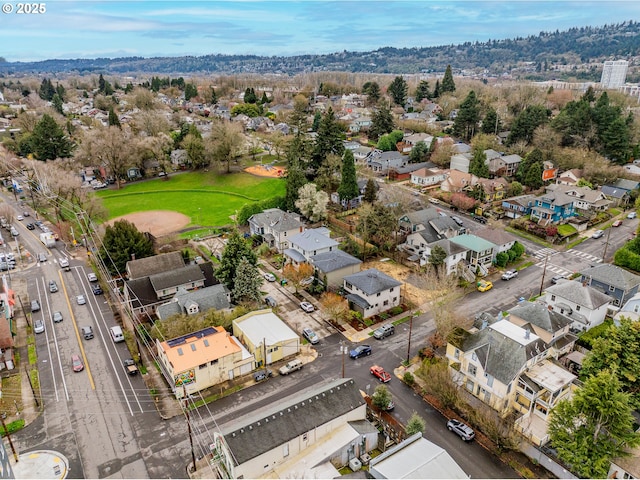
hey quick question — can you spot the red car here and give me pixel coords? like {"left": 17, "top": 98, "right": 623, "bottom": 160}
{"left": 370, "top": 365, "right": 391, "bottom": 383}
{"left": 613, "top": 220, "right": 623, "bottom": 227}
{"left": 71, "top": 354, "right": 84, "bottom": 372}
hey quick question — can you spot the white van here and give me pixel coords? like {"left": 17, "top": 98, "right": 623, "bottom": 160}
{"left": 110, "top": 326, "right": 125, "bottom": 343}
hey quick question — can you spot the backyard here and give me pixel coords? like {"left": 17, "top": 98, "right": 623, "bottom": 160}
{"left": 96, "top": 170, "right": 286, "bottom": 234}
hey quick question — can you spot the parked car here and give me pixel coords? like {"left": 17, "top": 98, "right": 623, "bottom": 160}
{"left": 22, "top": 212, "right": 29, "bottom": 217}
{"left": 300, "top": 301, "right": 314, "bottom": 313}
{"left": 77, "top": 295, "right": 86, "bottom": 305}
{"left": 613, "top": 220, "right": 623, "bottom": 227}
{"left": 91, "top": 284, "right": 103, "bottom": 295}
{"left": 123, "top": 359, "right": 139, "bottom": 375}
{"left": 253, "top": 369, "right": 273, "bottom": 382}
{"left": 447, "top": 419, "right": 475, "bottom": 441}
{"left": 87, "top": 272, "right": 98, "bottom": 282}
{"left": 501, "top": 270, "right": 518, "bottom": 281}
{"left": 302, "top": 327, "right": 319, "bottom": 344}
{"left": 477, "top": 280, "right": 493, "bottom": 292}
{"left": 49, "top": 280, "right": 58, "bottom": 293}
{"left": 628, "top": 211, "right": 637, "bottom": 219}
{"left": 52, "top": 311, "right": 63, "bottom": 323}
{"left": 473, "top": 215, "right": 487, "bottom": 224}
{"left": 264, "top": 295, "right": 277, "bottom": 307}
{"left": 373, "top": 323, "right": 395, "bottom": 339}
{"left": 370, "top": 365, "right": 391, "bottom": 383}
{"left": 38, "top": 252, "right": 47, "bottom": 263}
{"left": 26, "top": 223, "right": 35, "bottom": 230}
{"left": 451, "top": 216, "right": 464, "bottom": 226}
{"left": 33, "top": 319, "right": 45, "bottom": 334}
{"left": 551, "top": 275, "right": 566, "bottom": 284}
{"left": 16, "top": 215, "right": 23, "bottom": 221}
{"left": 31, "top": 299, "right": 40, "bottom": 312}
{"left": 263, "top": 272, "right": 276, "bottom": 282}
{"left": 349, "top": 345, "right": 372, "bottom": 359}
{"left": 592, "top": 229, "right": 604, "bottom": 239}
{"left": 71, "top": 354, "right": 84, "bottom": 372}
{"left": 428, "top": 198, "right": 440, "bottom": 204}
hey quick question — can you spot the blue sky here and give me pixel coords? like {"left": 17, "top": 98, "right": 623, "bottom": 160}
{"left": 2, "top": 1, "right": 639, "bottom": 62}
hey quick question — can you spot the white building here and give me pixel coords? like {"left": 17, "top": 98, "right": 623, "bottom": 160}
{"left": 601, "top": 60, "right": 629, "bottom": 89}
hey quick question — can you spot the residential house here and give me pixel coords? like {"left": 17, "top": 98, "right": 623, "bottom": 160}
{"left": 0, "top": 276, "right": 15, "bottom": 371}
{"left": 248, "top": 208, "right": 304, "bottom": 252}
{"left": 555, "top": 169, "right": 583, "bottom": 186}
{"left": 156, "top": 285, "right": 231, "bottom": 320}
{"left": 232, "top": 309, "right": 300, "bottom": 367}
{"left": 502, "top": 194, "right": 535, "bottom": 219}
{"left": 343, "top": 269, "right": 402, "bottom": 318}
{"left": 449, "top": 153, "right": 472, "bottom": 173}
{"left": 530, "top": 191, "right": 576, "bottom": 225}
{"left": 474, "top": 227, "right": 517, "bottom": 257}
{"left": 580, "top": 263, "right": 640, "bottom": 307}
{"left": 369, "top": 433, "right": 468, "bottom": 479}
{"left": 308, "top": 250, "right": 362, "bottom": 288}
{"left": 484, "top": 150, "right": 522, "bottom": 177}
{"left": 156, "top": 326, "right": 254, "bottom": 399}
{"left": 284, "top": 227, "right": 339, "bottom": 265}
{"left": 601, "top": 185, "right": 632, "bottom": 207}
{"left": 330, "top": 179, "right": 372, "bottom": 208}
{"left": 397, "top": 132, "right": 433, "bottom": 154}
{"left": 613, "top": 291, "right": 640, "bottom": 323}
{"left": 542, "top": 279, "right": 612, "bottom": 332}
{"left": 507, "top": 302, "right": 577, "bottom": 357}
{"left": 210, "top": 378, "right": 377, "bottom": 479}
{"left": 450, "top": 234, "right": 497, "bottom": 276}
{"left": 440, "top": 169, "right": 477, "bottom": 193}
{"left": 126, "top": 251, "right": 185, "bottom": 280}
{"left": 446, "top": 318, "right": 574, "bottom": 446}
{"left": 366, "top": 151, "right": 407, "bottom": 175}
{"left": 545, "top": 184, "right": 611, "bottom": 212}
{"left": 609, "top": 447, "right": 640, "bottom": 479}
{"left": 419, "top": 238, "right": 469, "bottom": 275}
{"left": 475, "top": 177, "right": 508, "bottom": 202}
{"left": 347, "top": 115, "right": 371, "bottom": 133}
{"left": 388, "top": 161, "right": 436, "bottom": 181}
{"left": 410, "top": 167, "right": 449, "bottom": 188}
{"left": 399, "top": 207, "right": 459, "bottom": 234}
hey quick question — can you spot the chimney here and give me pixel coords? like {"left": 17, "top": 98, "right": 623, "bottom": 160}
{"left": 524, "top": 329, "right": 530, "bottom": 340}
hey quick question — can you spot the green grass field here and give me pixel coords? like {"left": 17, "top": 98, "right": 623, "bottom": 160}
{"left": 96, "top": 171, "right": 285, "bottom": 227}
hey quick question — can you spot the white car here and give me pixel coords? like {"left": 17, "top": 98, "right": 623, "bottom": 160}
{"left": 592, "top": 230, "right": 604, "bottom": 239}
{"left": 628, "top": 212, "right": 637, "bottom": 219}
{"left": 34, "top": 319, "right": 45, "bottom": 334}
{"left": 501, "top": 270, "right": 518, "bottom": 281}
{"left": 77, "top": 295, "right": 86, "bottom": 305}
{"left": 263, "top": 273, "right": 276, "bottom": 282}
{"left": 300, "top": 301, "right": 314, "bottom": 313}
{"left": 16, "top": 215, "right": 24, "bottom": 221}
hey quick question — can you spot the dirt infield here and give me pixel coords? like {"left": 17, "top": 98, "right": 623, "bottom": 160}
{"left": 245, "top": 164, "right": 286, "bottom": 178}
{"left": 107, "top": 211, "right": 191, "bottom": 237}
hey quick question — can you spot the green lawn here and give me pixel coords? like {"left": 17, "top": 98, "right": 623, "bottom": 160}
{"left": 96, "top": 171, "right": 285, "bottom": 227}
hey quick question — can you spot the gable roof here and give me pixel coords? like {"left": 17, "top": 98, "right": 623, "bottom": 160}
{"left": 156, "top": 284, "right": 231, "bottom": 319}
{"left": 601, "top": 185, "right": 629, "bottom": 199}
{"left": 508, "top": 302, "right": 572, "bottom": 333}
{"left": 545, "top": 280, "right": 611, "bottom": 309}
{"left": 430, "top": 238, "right": 468, "bottom": 256}
{"left": 613, "top": 178, "right": 640, "bottom": 191}
{"left": 248, "top": 208, "right": 303, "bottom": 233}
{"left": 344, "top": 268, "right": 402, "bottom": 295}
{"left": 149, "top": 264, "right": 205, "bottom": 291}
{"left": 309, "top": 249, "right": 362, "bottom": 274}
{"left": 127, "top": 251, "right": 184, "bottom": 280}
{"left": 581, "top": 264, "right": 640, "bottom": 291}
{"left": 450, "top": 234, "right": 496, "bottom": 252}
{"left": 289, "top": 228, "right": 339, "bottom": 252}
{"left": 222, "top": 378, "right": 364, "bottom": 466}
{"left": 460, "top": 320, "right": 548, "bottom": 385}
{"left": 474, "top": 227, "right": 517, "bottom": 247}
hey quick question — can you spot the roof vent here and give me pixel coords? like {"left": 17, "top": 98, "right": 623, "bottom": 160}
{"left": 249, "top": 426, "right": 253, "bottom": 430}
{"left": 257, "top": 422, "right": 260, "bottom": 426}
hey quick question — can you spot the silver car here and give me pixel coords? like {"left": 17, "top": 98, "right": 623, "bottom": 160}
{"left": 34, "top": 319, "right": 45, "bottom": 334}
{"left": 77, "top": 295, "right": 86, "bottom": 305}
{"left": 302, "top": 328, "right": 319, "bottom": 344}
{"left": 447, "top": 419, "right": 475, "bottom": 441}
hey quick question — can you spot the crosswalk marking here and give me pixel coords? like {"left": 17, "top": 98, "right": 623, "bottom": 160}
{"left": 534, "top": 262, "right": 571, "bottom": 276}
{"left": 567, "top": 249, "right": 602, "bottom": 263}
{"left": 532, "top": 248, "right": 558, "bottom": 260}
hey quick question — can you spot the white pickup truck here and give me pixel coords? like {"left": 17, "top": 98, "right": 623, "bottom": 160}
{"left": 278, "top": 359, "right": 303, "bottom": 375}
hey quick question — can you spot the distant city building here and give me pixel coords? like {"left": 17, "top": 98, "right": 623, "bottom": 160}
{"left": 600, "top": 60, "right": 628, "bottom": 89}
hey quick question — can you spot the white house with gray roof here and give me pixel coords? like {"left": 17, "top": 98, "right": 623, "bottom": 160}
{"left": 308, "top": 249, "right": 362, "bottom": 288}
{"left": 450, "top": 234, "right": 497, "bottom": 276}
{"left": 156, "top": 285, "right": 231, "bottom": 320}
{"left": 343, "top": 268, "right": 402, "bottom": 318}
{"left": 284, "top": 227, "right": 339, "bottom": 265}
{"left": 210, "top": 378, "right": 377, "bottom": 479}
{"left": 542, "top": 280, "right": 612, "bottom": 332}
{"left": 418, "top": 238, "right": 469, "bottom": 275}
{"left": 248, "top": 208, "right": 304, "bottom": 252}
{"left": 580, "top": 264, "right": 640, "bottom": 307}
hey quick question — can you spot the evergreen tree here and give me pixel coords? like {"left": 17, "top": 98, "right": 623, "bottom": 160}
{"left": 210, "top": 87, "right": 217, "bottom": 104}
{"left": 452, "top": 90, "right": 479, "bottom": 141}
{"left": 428, "top": 245, "right": 447, "bottom": 270}
{"left": 523, "top": 161, "right": 543, "bottom": 189}
{"left": 31, "top": 114, "right": 73, "bottom": 160}
{"left": 215, "top": 230, "right": 258, "bottom": 294}
{"left": 363, "top": 178, "right": 378, "bottom": 203}
{"left": 368, "top": 103, "right": 394, "bottom": 141}
{"left": 414, "top": 80, "right": 430, "bottom": 102}
{"left": 310, "top": 107, "right": 344, "bottom": 172}
{"left": 284, "top": 155, "right": 307, "bottom": 212}
{"left": 405, "top": 412, "right": 426, "bottom": 436}
{"left": 244, "top": 87, "right": 257, "bottom": 104}
{"left": 548, "top": 370, "right": 640, "bottom": 479}
{"left": 107, "top": 106, "right": 120, "bottom": 128}
{"left": 51, "top": 94, "right": 64, "bottom": 115}
{"left": 516, "top": 148, "right": 544, "bottom": 187}
{"left": 440, "top": 65, "right": 456, "bottom": 93}
{"left": 409, "top": 141, "right": 430, "bottom": 163}
{"left": 506, "top": 105, "right": 549, "bottom": 145}
{"left": 124, "top": 82, "right": 134, "bottom": 94}
{"left": 372, "top": 385, "right": 392, "bottom": 410}
{"left": 99, "top": 219, "right": 155, "bottom": 275}
{"left": 469, "top": 149, "right": 489, "bottom": 178}
{"left": 260, "top": 91, "right": 269, "bottom": 104}
{"left": 55, "top": 83, "right": 65, "bottom": 99}
{"left": 482, "top": 107, "right": 501, "bottom": 135}
{"left": 362, "top": 81, "right": 381, "bottom": 105}
{"left": 432, "top": 80, "right": 441, "bottom": 98}
{"left": 184, "top": 83, "right": 198, "bottom": 101}
{"left": 337, "top": 150, "right": 360, "bottom": 204}
{"left": 38, "top": 78, "right": 55, "bottom": 101}
{"left": 388, "top": 76, "right": 408, "bottom": 106}
{"left": 311, "top": 111, "right": 322, "bottom": 132}
{"left": 231, "top": 257, "right": 262, "bottom": 304}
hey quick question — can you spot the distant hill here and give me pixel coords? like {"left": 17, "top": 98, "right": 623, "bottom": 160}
{"left": 1, "top": 21, "right": 638, "bottom": 77}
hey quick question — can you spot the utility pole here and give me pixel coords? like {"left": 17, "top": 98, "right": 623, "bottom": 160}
{"left": 1, "top": 413, "right": 18, "bottom": 463}
{"left": 406, "top": 313, "right": 415, "bottom": 365}
{"left": 538, "top": 254, "right": 549, "bottom": 297}
{"left": 602, "top": 227, "right": 613, "bottom": 262}
{"left": 184, "top": 387, "right": 197, "bottom": 473}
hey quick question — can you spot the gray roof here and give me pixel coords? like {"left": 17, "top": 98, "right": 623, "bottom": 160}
{"left": 156, "top": 284, "right": 231, "bottom": 319}
{"left": 460, "top": 321, "right": 548, "bottom": 385}
{"left": 400, "top": 207, "right": 440, "bottom": 227}
{"left": 581, "top": 264, "right": 640, "bottom": 291}
{"left": 125, "top": 277, "right": 157, "bottom": 308}
{"left": 502, "top": 154, "right": 523, "bottom": 164}
{"left": 127, "top": 251, "right": 184, "bottom": 280}
{"left": 149, "top": 265, "right": 205, "bottom": 291}
{"left": 503, "top": 194, "right": 535, "bottom": 207}
{"left": 601, "top": 185, "right": 628, "bottom": 199}
{"left": 289, "top": 228, "right": 339, "bottom": 252}
{"left": 344, "top": 268, "right": 402, "bottom": 295}
{"left": 545, "top": 280, "right": 611, "bottom": 309}
{"left": 613, "top": 178, "right": 640, "bottom": 191}
{"left": 283, "top": 248, "right": 307, "bottom": 263}
{"left": 508, "top": 302, "right": 572, "bottom": 334}
{"left": 309, "top": 249, "right": 362, "bottom": 274}
{"left": 537, "top": 190, "right": 574, "bottom": 206}
{"left": 248, "top": 208, "right": 303, "bottom": 233}
{"left": 474, "top": 227, "right": 517, "bottom": 247}
{"left": 430, "top": 238, "right": 467, "bottom": 256}
{"left": 222, "top": 378, "right": 364, "bottom": 466}
{"left": 346, "top": 293, "right": 371, "bottom": 309}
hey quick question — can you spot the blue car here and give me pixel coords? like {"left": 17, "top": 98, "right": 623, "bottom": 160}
{"left": 349, "top": 345, "right": 372, "bottom": 359}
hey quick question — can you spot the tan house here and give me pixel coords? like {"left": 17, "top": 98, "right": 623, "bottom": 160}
{"left": 308, "top": 250, "right": 362, "bottom": 288}
{"left": 157, "top": 326, "right": 254, "bottom": 399}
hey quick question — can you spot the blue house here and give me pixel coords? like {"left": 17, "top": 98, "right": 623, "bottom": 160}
{"left": 580, "top": 264, "right": 640, "bottom": 308}
{"left": 530, "top": 191, "right": 576, "bottom": 224}
{"left": 502, "top": 194, "right": 535, "bottom": 219}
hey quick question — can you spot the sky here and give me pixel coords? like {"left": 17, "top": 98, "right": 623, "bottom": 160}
{"left": 2, "top": 1, "right": 639, "bottom": 62}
